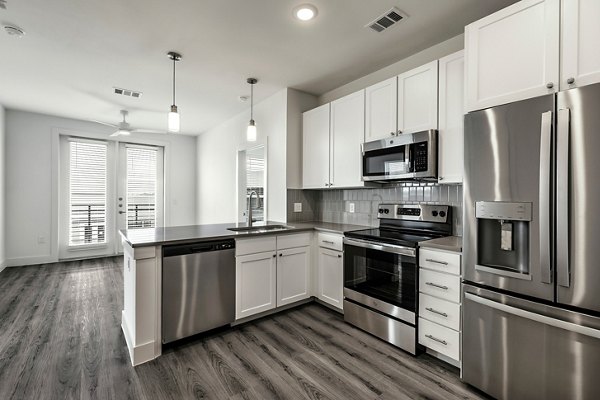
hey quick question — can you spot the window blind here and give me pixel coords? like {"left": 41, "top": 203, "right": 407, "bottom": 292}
{"left": 69, "top": 140, "right": 107, "bottom": 246}
{"left": 127, "top": 147, "right": 158, "bottom": 229}
{"left": 246, "top": 151, "right": 265, "bottom": 222}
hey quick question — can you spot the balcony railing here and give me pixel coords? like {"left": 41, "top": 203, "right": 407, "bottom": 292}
{"left": 127, "top": 203, "right": 156, "bottom": 229}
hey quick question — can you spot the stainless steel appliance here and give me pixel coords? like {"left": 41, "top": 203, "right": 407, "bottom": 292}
{"left": 343, "top": 204, "right": 452, "bottom": 354}
{"left": 362, "top": 130, "right": 438, "bottom": 181}
{"left": 162, "top": 239, "right": 236, "bottom": 343}
{"left": 463, "top": 83, "right": 600, "bottom": 400}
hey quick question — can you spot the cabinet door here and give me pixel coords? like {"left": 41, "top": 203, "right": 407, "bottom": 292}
{"left": 236, "top": 251, "right": 277, "bottom": 319}
{"left": 561, "top": 0, "right": 600, "bottom": 90}
{"left": 277, "top": 247, "right": 310, "bottom": 307}
{"left": 302, "top": 104, "right": 330, "bottom": 189}
{"left": 397, "top": 60, "right": 438, "bottom": 134}
{"left": 465, "top": 0, "right": 560, "bottom": 111}
{"left": 365, "top": 77, "right": 398, "bottom": 142}
{"left": 330, "top": 90, "right": 365, "bottom": 188}
{"left": 317, "top": 248, "right": 343, "bottom": 310}
{"left": 438, "top": 51, "right": 465, "bottom": 184}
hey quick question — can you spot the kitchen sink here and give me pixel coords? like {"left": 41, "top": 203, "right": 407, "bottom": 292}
{"left": 227, "top": 224, "right": 293, "bottom": 233}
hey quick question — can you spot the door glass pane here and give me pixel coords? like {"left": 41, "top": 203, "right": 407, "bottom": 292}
{"left": 126, "top": 147, "right": 158, "bottom": 229}
{"left": 69, "top": 140, "right": 107, "bottom": 246}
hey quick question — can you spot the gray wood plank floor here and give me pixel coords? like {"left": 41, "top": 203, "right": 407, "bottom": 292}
{"left": 0, "top": 257, "right": 489, "bottom": 400}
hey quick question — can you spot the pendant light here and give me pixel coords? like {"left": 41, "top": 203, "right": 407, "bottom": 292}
{"left": 247, "top": 78, "right": 258, "bottom": 142}
{"left": 167, "top": 51, "right": 182, "bottom": 133}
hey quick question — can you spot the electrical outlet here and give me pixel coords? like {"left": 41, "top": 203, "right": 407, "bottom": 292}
{"left": 349, "top": 203, "right": 355, "bottom": 213}
{"left": 37, "top": 235, "right": 46, "bottom": 244}
{"left": 294, "top": 203, "right": 302, "bottom": 212}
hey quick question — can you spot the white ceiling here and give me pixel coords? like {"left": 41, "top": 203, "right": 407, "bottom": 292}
{"left": 0, "top": 0, "right": 516, "bottom": 134}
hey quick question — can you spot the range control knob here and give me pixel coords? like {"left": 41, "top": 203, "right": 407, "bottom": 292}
{"left": 378, "top": 208, "right": 384, "bottom": 214}
{"left": 439, "top": 211, "right": 446, "bottom": 218}
{"left": 384, "top": 209, "right": 390, "bottom": 214}
{"left": 432, "top": 211, "right": 438, "bottom": 217}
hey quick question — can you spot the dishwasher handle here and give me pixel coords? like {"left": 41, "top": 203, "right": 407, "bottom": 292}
{"left": 163, "top": 239, "right": 235, "bottom": 257}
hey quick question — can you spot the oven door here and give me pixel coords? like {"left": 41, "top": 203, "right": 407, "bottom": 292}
{"left": 343, "top": 238, "right": 418, "bottom": 324}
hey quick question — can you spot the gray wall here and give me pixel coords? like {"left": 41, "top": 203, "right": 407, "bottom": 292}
{"left": 288, "top": 183, "right": 463, "bottom": 236}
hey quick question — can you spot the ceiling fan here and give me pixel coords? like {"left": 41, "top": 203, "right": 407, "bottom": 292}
{"left": 92, "top": 110, "right": 165, "bottom": 137}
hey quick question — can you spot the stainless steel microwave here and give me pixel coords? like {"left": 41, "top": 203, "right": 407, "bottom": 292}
{"left": 362, "top": 130, "right": 438, "bottom": 181}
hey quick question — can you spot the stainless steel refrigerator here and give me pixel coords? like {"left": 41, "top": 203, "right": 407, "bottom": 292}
{"left": 462, "top": 82, "right": 600, "bottom": 400}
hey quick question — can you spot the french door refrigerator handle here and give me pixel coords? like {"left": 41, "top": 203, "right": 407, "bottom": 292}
{"left": 465, "top": 292, "right": 600, "bottom": 340}
{"left": 539, "top": 111, "right": 553, "bottom": 284}
{"left": 557, "top": 108, "right": 571, "bottom": 288}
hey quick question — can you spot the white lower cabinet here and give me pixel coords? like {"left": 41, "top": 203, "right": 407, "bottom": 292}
{"left": 317, "top": 247, "right": 344, "bottom": 310}
{"left": 236, "top": 233, "right": 312, "bottom": 320}
{"left": 277, "top": 247, "right": 311, "bottom": 307}
{"left": 236, "top": 251, "right": 277, "bottom": 320}
{"left": 418, "top": 247, "right": 462, "bottom": 366}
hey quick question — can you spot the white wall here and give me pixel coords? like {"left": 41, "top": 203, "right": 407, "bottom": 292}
{"left": 5, "top": 109, "right": 197, "bottom": 266}
{"left": 0, "top": 105, "right": 5, "bottom": 272}
{"left": 196, "top": 88, "right": 317, "bottom": 225}
{"left": 318, "top": 34, "right": 464, "bottom": 104}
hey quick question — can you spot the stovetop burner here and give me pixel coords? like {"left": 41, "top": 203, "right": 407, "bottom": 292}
{"left": 345, "top": 203, "right": 453, "bottom": 247}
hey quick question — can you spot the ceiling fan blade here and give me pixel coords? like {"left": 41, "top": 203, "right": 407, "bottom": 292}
{"left": 131, "top": 129, "right": 166, "bottom": 134}
{"left": 91, "top": 120, "right": 118, "bottom": 128}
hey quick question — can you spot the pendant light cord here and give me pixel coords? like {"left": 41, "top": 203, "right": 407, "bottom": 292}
{"left": 250, "top": 82, "right": 254, "bottom": 120}
{"left": 172, "top": 58, "right": 176, "bottom": 106}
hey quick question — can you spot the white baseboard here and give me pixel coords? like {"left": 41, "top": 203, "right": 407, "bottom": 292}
{"left": 122, "top": 310, "right": 157, "bottom": 366}
{"left": 6, "top": 255, "right": 58, "bottom": 267}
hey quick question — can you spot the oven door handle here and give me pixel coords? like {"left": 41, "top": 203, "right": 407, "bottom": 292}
{"left": 343, "top": 238, "right": 416, "bottom": 257}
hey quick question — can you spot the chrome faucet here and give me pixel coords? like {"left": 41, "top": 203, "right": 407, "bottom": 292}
{"left": 247, "top": 190, "right": 259, "bottom": 227}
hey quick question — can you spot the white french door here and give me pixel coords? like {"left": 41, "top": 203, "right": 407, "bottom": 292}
{"left": 116, "top": 143, "right": 164, "bottom": 253}
{"left": 59, "top": 137, "right": 164, "bottom": 259}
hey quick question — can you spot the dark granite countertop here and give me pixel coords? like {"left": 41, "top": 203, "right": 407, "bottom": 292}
{"left": 119, "top": 221, "right": 372, "bottom": 248}
{"left": 419, "top": 236, "right": 462, "bottom": 253}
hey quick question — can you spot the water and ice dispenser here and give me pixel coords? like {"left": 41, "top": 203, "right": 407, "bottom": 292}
{"left": 475, "top": 202, "right": 532, "bottom": 278}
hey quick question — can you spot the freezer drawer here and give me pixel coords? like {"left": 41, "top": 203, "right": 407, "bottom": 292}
{"left": 462, "top": 284, "right": 600, "bottom": 400}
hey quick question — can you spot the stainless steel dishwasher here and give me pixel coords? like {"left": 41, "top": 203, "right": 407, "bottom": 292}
{"left": 162, "top": 239, "right": 236, "bottom": 344}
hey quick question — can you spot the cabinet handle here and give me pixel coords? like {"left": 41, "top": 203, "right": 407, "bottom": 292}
{"left": 397, "top": 130, "right": 402, "bottom": 135}
{"left": 279, "top": 253, "right": 283, "bottom": 257}
{"left": 425, "top": 282, "right": 449, "bottom": 290}
{"left": 546, "top": 82, "right": 554, "bottom": 89}
{"left": 438, "top": 177, "right": 444, "bottom": 181}
{"left": 425, "top": 307, "right": 448, "bottom": 318}
{"left": 325, "top": 183, "right": 329, "bottom": 187}
{"left": 337, "top": 254, "right": 342, "bottom": 258}
{"left": 273, "top": 254, "right": 276, "bottom": 258}
{"left": 390, "top": 132, "right": 395, "bottom": 136}
{"left": 567, "top": 77, "right": 575, "bottom": 85}
{"left": 425, "top": 334, "right": 448, "bottom": 346}
{"left": 323, "top": 240, "right": 335, "bottom": 244}
{"left": 425, "top": 258, "right": 448, "bottom": 266}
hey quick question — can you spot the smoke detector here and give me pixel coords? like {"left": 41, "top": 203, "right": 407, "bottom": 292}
{"left": 365, "top": 7, "right": 407, "bottom": 33}
{"left": 3, "top": 24, "right": 25, "bottom": 37}
{"left": 239, "top": 95, "right": 249, "bottom": 102}
{"left": 113, "top": 87, "right": 142, "bottom": 98}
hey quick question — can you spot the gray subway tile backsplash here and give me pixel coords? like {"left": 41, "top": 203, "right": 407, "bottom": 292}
{"left": 287, "top": 182, "right": 464, "bottom": 236}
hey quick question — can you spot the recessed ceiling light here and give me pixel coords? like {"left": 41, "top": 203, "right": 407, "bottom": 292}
{"left": 294, "top": 4, "right": 318, "bottom": 21}
{"left": 3, "top": 24, "right": 25, "bottom": 38}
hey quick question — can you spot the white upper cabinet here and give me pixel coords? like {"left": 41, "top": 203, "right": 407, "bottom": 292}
{"left": 330, "top": 90, "right": 366, "bottom": 188}
{"left": 365, "top": 77, "right": 398, "bottom": 142}
{"left": 561, "top": 0, "right": 600, "bottom": 90}
{"left": 397, "top": 60, "right": 439, "bottom": 134}
{"left": 302, "top": 104, "right": 330, "bottom": 189}
{"left": 438, "top": 50, "right": 465, "bottom": 184}
{"left": 465, "top": 0, "right": 560, "bottom": 111}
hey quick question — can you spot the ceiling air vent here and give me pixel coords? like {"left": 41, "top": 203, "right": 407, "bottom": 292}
{"left": 113, "top": 87, "right": 142, "bottom": 98}
{"left": 366, "top": 7, "right": 407, "bottom": 33}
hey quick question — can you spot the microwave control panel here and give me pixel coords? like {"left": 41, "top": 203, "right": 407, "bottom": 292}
{"left": 411, "top": 142, "right": 428, "bottom": 172}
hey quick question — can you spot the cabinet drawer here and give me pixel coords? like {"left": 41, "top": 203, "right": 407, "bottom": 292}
{"left": 419, "top": 317, "right": 460, "bottom": 361}
{"left": 236, "top": 236, "right": 277, "bottom": 256}
{"left": 419, "top": 248, "right": 461, "bottom": 275}
{"left": 419, "top": 293, "right": 461, "bottom": 331}
{"left": 419, "top": 269, "right": 461, "bottom": 303}
{"left": 317, "top": 233, "right": 343, "bottom": 251}
{"left": 277, "top": 232, "right": 312, "bottom": 250}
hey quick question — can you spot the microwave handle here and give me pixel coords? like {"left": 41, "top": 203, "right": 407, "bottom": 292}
{"left": 408, "top": 143, "right": 414, "bottom": 172}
